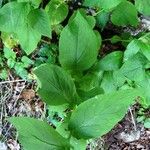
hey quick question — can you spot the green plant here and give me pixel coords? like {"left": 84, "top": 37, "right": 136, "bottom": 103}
{"left": 0, "top": 47, "right": 34, "bottom": 79}
{"left": 0, "top": 0, "right": 148, "bottom": 149}
{"left": 137, "top": 107, "right": 150, "bottom": 129}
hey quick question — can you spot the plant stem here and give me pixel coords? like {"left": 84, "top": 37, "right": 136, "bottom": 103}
{"left": 129, "top": 107, "right": 137, "bottom": 131}
{"left": 103, "top": 39, "right": 131, "bottom": 42}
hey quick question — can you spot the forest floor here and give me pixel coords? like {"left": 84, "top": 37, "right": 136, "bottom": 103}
{"left": 0, "top": 71, "right": 150, "bottom": 150}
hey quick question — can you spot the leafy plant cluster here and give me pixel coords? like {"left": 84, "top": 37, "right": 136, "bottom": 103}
{"left": 0, "top": 46, "right": 34, "bottom": 79}
{"left": 0, "top": 43, "right": 58, "bottom": 79}
{"left": 0, "top": 0, "right": 149, "bottom": 149}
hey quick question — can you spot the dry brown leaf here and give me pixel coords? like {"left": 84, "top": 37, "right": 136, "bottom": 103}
{"left": 21, "top": 89, "right": 35, "bottom": 101}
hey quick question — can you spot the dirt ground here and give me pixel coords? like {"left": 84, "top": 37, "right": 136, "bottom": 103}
{"left": 0, "top": 80, "right": 150, "bottom": 150}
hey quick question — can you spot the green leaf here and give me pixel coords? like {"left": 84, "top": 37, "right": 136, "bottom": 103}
{"left": 0, "top": 69, "right": 8, "bottom": 80}
{"left": 113, "top": 70, "right": 126, "bottom": 87}
{"left": 21, "top": 56, "right": 34, "bottom": 67}
{"left": 110, "top": 35, "right": 122, "bottom": 44}
{"left": 7, "top": 58, "right": 16, "bottom": 68}
{"left": 77, "top": 71, "right": 103, "bottom": 91}
{"left": 59, "top": 11, "right": 101, "bottom": 72}
{"left": 101, "top": 71, "right": 117, "bottom": 93}
{"left": 139, "top": 33, "right": 150, "bottom": 61}
{"left": 0, "top": 2, "right": 49, "bottom": 55}
{"left": 56, "top": 117, "right": 70, "bottom": 138}
{"left": 135, "top": 0, "right": 150, "bottom": 16}
{"left": 47, "top": 104, "right": 69, "bottom": 120}
{"left": 1, "top": 32, "right": 18, "bottom": 48}
{"left": 17, "top": 24, "right": 41, "bottom": 55}
{"left": 111, "top": 1, "right": 138, "bottom": 26}
{"left": 96, "top": 11, "right": 109, "bottom": 30}
{"left": 119, "top": 57, "right": 145, "bottom": 82}
{"left": 77, "top": 87, "right": 104, "bottom": 102}
{"left": 84, "top": 0, "right": 124, "bottom": 10}
{"left": 97, "top": 51, "right": 123, "bottom": 71}
{"left": 70, "top": 137, "right": 87, "bottom": 150}
{"left": 0, "top": 2, "right": 30, "bottom": 32}
{"left": 34, "top": 64, "right": 77, "bottom": 105}
{"left": 136, "top": 74, "right": 150, "bottom": 106}
{"left": 69, "top": 9, "right": 96, "bottom": 29}
{"left": 69, "top": 89, "right": 140, "bottom": 139}
{"left": 18, "top": 0, "right": 42, "bottom": 8}
{"left": 144, "top": 118, "right": 150, "bottom": 128}
{"left": 137, "top": 116, "right": 145, "bottom": 123}
{"left": 83, "top": 0, "right": 99, "bottom": 8}
{"left": 4, "top": 47, "right": 16, "bottom": 59}
{"left": 124, "top": 39, "right": 140, "bottom": 61}
{"left": 45, "top": 0, "right": 68, "bottom": 25}
{"left": 124, "top": 34, "right": 150, "bottom": 61}
{"left": 28, "top": 9, "right": 51, "bottom": 38}
{"left": 14, "top": 62, "right": 28, "bottom": 79}
{"left": 9, "top": 117, "right": 70, "bottom": 150}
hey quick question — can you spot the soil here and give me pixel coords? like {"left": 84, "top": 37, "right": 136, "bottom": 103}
{"left": 1, "top": 79, "right": 150, "bottom": 150}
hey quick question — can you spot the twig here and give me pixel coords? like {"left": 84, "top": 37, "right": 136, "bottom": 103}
{"left": 12, "top": 81, "right": 26, "bottom": 110}
{"left": 129, "top": 107, "right": 137, "bottom": 131}
{"left": 0, "top": 80, "right": 26, "bottom": 85}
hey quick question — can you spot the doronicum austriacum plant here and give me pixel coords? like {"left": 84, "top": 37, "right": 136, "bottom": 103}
{"left": 0, "top": 0, "right": 149, "bottom": 149}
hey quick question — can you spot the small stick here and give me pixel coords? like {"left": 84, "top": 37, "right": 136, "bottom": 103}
{"left": 0, "top": 80, "right": 26, "bottom": 85}
{"left": 129, "top": 107, "right": 137, "bottom": 131}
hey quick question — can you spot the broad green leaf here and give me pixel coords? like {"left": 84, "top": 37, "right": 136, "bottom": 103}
{"left": 17, "top": 24, "right": 41, "bottom": 55}
{"left": 59, "top": 11, "right": 101, "bottom": 72}
{"left": 56, "top": 117, "right": 87, "bottom": 150}
{"left": 77, "top": 71, "right": 103, "bottom": 91}
{"left": 84, "top": 0, "right": 124, "bottom": 10}
{"left": 21, "top": 56, "right": 34, "bottom": 67}
{"left": 7, "top": 58, "right": 16, "bottom": 68}
{"left": 4, "top": 47, "right": 16, "bottom": 59}
{"left": 113, "top": 70, "right": 126, "bottom": 87}
{"left": 85, "top": 15, "right": 96, "bottom": 29}
{"left": 138, "top": 43, "right": 150, "bottom": 62}
{"left": 135, "top": 0, "right": 150, "bottom": 16}
{"left": 0, "top": 2, "right": 48, "bottom": 55}
{"left": 96, "top": 11, "right": 109, "bottom": 30}
{"left": 14, "top": 62, "right": 28, "bottom": 79}
{"left": 0, "top": 2, "right": 30, "bottom": 32}
{"left": 77, "top": 87, "right": 104, "bottom": 102}
{"left": 0, "top": 69, "right": 8, "bottom": 80}
{"left": 70, "top": 137, "right": 87, "bottom": 150}
{"left": 136, "top": 74, "right": 150, "bottom": 106}
{"left": 97, "top": 51, "right": 123, "bottom": 71}
{"left": 110, "top": 35, "right": 122, "bottom": 44}
{"left": 28, "top": 9, "right": 51, "bottom": 38}
{"left": 144, "top": 118, "right": 150, "bottom": 128}
{"left": 45, "top": 0, "right": 68, "bottom": 25}
{"left": 47, "top": 104, "right": 68, "bottom": 127}
{"left": 69, "top": 89, "right": 140, "bottom": 139}
{"left": 34, "top": 64, "right": 77, "bottom": 105}
{"left": 101, "top": 71, "right": 117, "bottom": 93}
{"left": 119, "top": 57, "right": 145, "bottom": 82}
{"left": 1, "top": 32, "right": 18, "bottom": 48}
{"left": 69, "top": 9, "right": 96, "bottom": 29}
{"left": 111, "top": 1, "right": 138, "bottom": 26}
{"left": 139, "top": 33, "right": 150, "bottom": 61}
{"left": 9, "top": 117, "right": 70, "bottom": 150}
{"left": 124, "top": 39, "right": 140, "bottom": 61}
{"left": 18, "top": 0, "right": 42, "bottom": 8}
{"left": 120, "top": 32, "right": 134, "bottom": 47}
{"left": 83, "top": 0, "right": 99, "bottom": 8}
{"left": 56, "top": 117, "right": 70, "bottom": 138}
{"left": 124, "top": 34, "right": 150, "bottom": 61}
